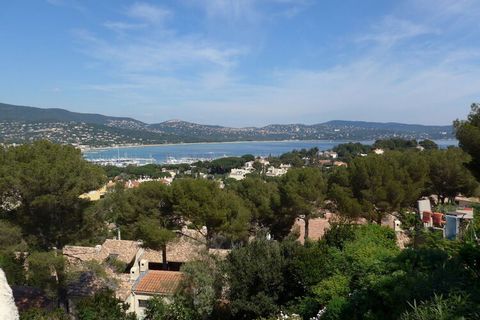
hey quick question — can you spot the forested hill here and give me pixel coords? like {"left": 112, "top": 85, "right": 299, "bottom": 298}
{"left": 0, "top": 102, "right": 144, "bottom": 127}
{"left": 323, "top": 120, "right": 452, "bottom": 133}
{"left": 0, "top": 102, "right": 454, "bottom": 146}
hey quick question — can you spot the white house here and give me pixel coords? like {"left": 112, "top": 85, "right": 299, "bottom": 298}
{"left": 266, "top": 166, "right": 289, "bottom": 177}
{"left": 243, "top": 161, "right": 255, "bottom": 169}
{"left": 228, "top": 168, "right": 252, "bottom": 180}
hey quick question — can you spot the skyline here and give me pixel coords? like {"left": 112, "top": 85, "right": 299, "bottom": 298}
{"left": 1, "top": 1, "right": 479, "bottom": 126}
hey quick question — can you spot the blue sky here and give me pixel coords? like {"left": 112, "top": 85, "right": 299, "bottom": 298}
{"left": 0, "top": 0, "right": 479, "bottom": 126}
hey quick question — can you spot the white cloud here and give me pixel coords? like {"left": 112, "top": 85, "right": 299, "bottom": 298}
{"left": 46, "top": 0, "right": 85, "bottom": 11}
{"left": 126, "top": 2, "right": 172, "bottom": 24}
{"left": 75, "top": 29, "right": 244, "bottom": 73}
{"left": 194, "top": 0, "right": 257, "bottom": 21}
{"left": 187, "top": 0, "right": 311, "bottom": 23}
{"left": 356, "top": 16, "right": 437, "bottom": 47}
{"left": 73, "top": 0, "right": 480, "bottom": 126}
{"left": 103, "top": 21, "right": 146, "bottom": 33}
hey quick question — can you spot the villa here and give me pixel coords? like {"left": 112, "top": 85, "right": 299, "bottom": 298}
{"left": 63, "top": 228, "right": 229, "bottom": 318}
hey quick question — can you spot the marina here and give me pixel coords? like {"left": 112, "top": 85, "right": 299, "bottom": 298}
{"left": 83, "top": 139, "right": 458, "bottom": 166}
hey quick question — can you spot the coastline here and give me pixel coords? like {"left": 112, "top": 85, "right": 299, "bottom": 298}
{"left": 81, "top": 138, "right": 458, "bottom": 153}
{"left": 81, "top": 139, "right": 368, "bottom": 153}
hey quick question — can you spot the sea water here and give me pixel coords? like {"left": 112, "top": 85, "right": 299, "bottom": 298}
{"left": 83, "top": 140, "right": 457, "bottom": 165}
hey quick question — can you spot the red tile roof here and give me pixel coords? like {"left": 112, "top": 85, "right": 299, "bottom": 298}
{"left": 134, "top": 271, "right": 183, "bottom": 295}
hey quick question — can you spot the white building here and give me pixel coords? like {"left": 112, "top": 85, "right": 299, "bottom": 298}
{"left": 266, "top": 166, "right": 289, "bottom": 177}
{"left": 318, "top": 151, "right": 338, "bottom": 159}
{"left": 0, "top": 269, "right": 19, "bottom": 320}
{"left": 257, "top": 158, "right": 270, "bottom": 166}
{"left": 279, "top": 163, "right": 292, "bottom": 169}
{"left": 228, "top": 168, "right": 252, "bottom": 180}
{"left": 63, "top": 230, "right": 229, "bottom": 319}
{"left": 243, "top": 161, "right": 255, "bottom": 169}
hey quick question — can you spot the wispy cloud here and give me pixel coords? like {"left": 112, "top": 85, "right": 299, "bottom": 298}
{"left": 103, "top": 21, "right": 146, "bottom": 33}
{"left": 356, "top": 16, "right": 437, "bottom": 47}
{"left": 187, "top": 0, "right": 311, "bottom": 23}
{"left": 72, "top": 0, "right": 480, "bottom": 125}
{"left": 193, "top": 0, "right": 258, "bottom": 21}
{"left": 75, "top": 29, "right": 245, "bottom": 73}
{"left": 46, "top": 0, "right": 85, "bottom": 12}
{"left": 126, "top": 2, "right": 172, "bottom": 24}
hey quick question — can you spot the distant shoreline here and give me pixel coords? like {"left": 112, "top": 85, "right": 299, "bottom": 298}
{"left": 81, "top": 138, "right": 458, "bottom": 153}
{"left": 81, "top": 140, "right": 324, "bottom": 152}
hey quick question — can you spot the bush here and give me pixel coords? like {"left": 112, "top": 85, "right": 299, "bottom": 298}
{"left": 225, "top": 239, "right": 286, "bottom": 319}
{"left": 105, "top": 255, "right": 127, "bottom": 273}
{"left": 0, "top": 251, "right": 26, "bottom": 285}
{"left": 312, "top": 274, "right": 350, "bottom": 306}
{"left": 20, "top": 308, "right": 69, "bottom": 320}
{"left": 143, "top": 296, "right": 195, "bottom": 320}
{"left": 75, "top": 289, "right": 136, "bottom": 320}
{"left": 400, "top": 294, "right": 480, "bottom": 320}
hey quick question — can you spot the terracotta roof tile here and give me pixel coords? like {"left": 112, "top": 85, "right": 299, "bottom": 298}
{"left": 134, "top": 271, "right": 183, "bottom": 295}
{"left": 63, "top": 239, "right": 141, "bottom": 265}
{"left": 208, "top": 248, "right": 231, "bottom": 259}
{"left": 100, "top": 239, "right": 140, "bottom": 263}
{"left": 293, "top": 214, "right": 367, "bottom": 244}
{"left": 62, "top": 246, "right": 99, "bottom": 264}
{"left": 294, "top": 217, "right": 331, "bottom": 244}
{"left": 141, "top": 230, "right": 207, "bottom": 263}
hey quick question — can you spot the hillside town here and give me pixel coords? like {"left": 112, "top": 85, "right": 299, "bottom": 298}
{"left": 2, "top": 106, "right": 480, "bottom": 319}
{"left": 0, "top": 102, "right": 454, "bottom": 148}
{"left": 3, "top": 0, "right": 480, "bottom": 319}
{"left": 0, "top": 121, "right": 152, "bottom": 147}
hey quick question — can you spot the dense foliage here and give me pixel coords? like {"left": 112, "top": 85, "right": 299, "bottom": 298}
{"left": 2, "top": 105, "right": 480, "bottom": 320}
{"left": 0, "top": 141, "right": 105, "bottom": 249}
{"left": 75, "top": 290, "right": 136, "bottom": 320}
{"left": 455, "top": 103, "right": 480, "bottom": 180}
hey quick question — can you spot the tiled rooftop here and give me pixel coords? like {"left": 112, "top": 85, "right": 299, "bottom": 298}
{"left": 294, "top": 217, "right": 331, "bottom": 244}
{"left": 62, "top": 245, "right": 99, "bottom": 264}
{"left": 100, "top": 239, "right": 140, "bottom": 263}
{"left": 63, "top": 239, "right": 141, "bottom": 265}
{"left": 134, "top": 271, "right": 183, "bottom": 295}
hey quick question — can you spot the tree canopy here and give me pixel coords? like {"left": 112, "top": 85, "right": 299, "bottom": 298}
{"left": 280, "top": 168, "right": 327, "bottom": 240}
{"left": 455, "top": 102, "right": 480, "bottom": 180}
{"left": 0, "top": 141, "right": 105, "bottom": 249}
{"left": 171, "top": 179, "right": 250, "bottom": 247}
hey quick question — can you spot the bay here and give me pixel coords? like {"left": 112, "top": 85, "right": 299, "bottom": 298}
{"left": 83, "top": 139, "right": 458, "bottom": 165}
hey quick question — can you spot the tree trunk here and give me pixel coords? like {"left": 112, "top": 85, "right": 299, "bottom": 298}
{"left": 206, "top": 229, "right": 212, "bottom": 249}
{"left": 439, "top": 195, "right": 445, "bottom": 204}
{"left": 304, "top": 217, "right": 309, "bottom": 242}
{"left": 376, "top": 212, "right": 383, "bottom": 225}
{"left": 162, "top": 244, "right": 168, "bottom": 271}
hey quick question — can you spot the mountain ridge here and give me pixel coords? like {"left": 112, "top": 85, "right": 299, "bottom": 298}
{"left": 0, "top": 102, "right": 452, "bottom": 128}
{"left": 0, "top": 102, "right": 454, "bottom": 147}
{"left": 0, "top": 102, "right": 144, "bottom": 126}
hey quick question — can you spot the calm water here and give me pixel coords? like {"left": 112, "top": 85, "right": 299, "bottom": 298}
{"left": 83, "top": 140, "right": 458, "bottom": 164}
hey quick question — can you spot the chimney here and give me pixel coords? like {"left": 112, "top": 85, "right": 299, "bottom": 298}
{"left": 130, "top": 266, "right": 139, "bottom": 281}
{"left": 140, "top": 259, "right": 149, "bottom": 272}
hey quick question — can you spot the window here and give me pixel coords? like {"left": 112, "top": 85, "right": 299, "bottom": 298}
{"left": 138, "top": 299, "right": 149, "bottom": 308}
